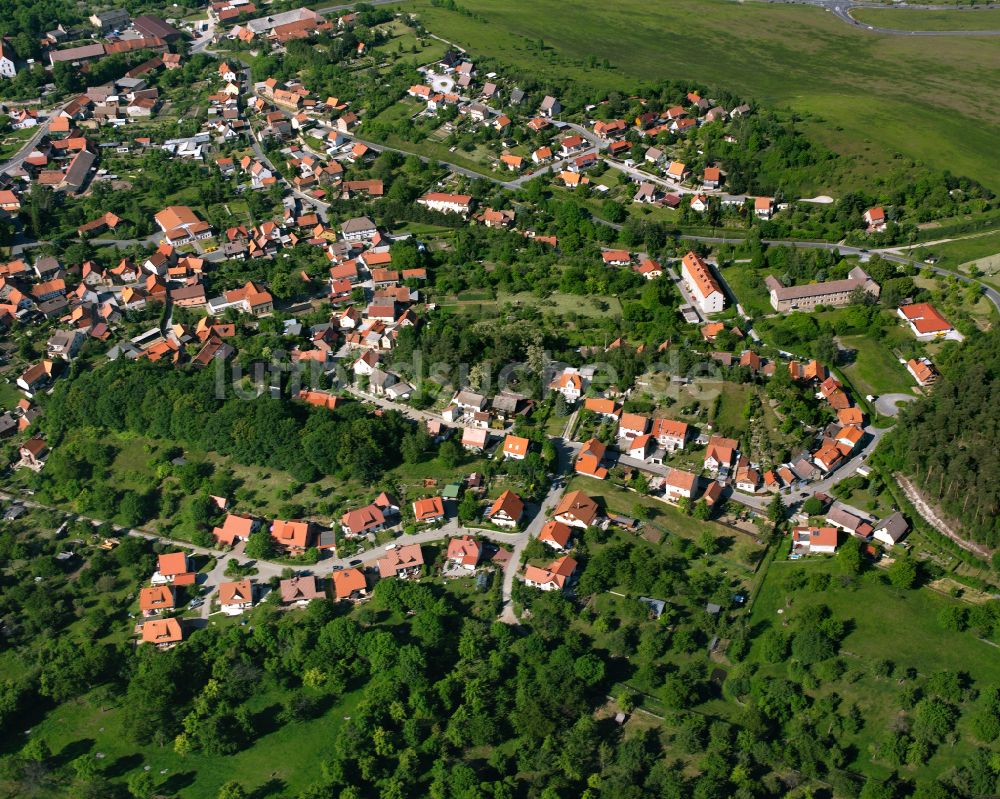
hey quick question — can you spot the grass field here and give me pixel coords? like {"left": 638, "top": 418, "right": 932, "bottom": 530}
{"left": 401, "top": 0, "right": 1000, "bottom": 192}
{"left": 837, "top": 332, "right": 914, "bottom": 396}
{"left": 23, "top": 674, "right": 362, "bottom": 799}
{"left": 852, "top": 7, "right": 1000, "bottom": 31}
{"left": 719, "top": 264, "right": 773, "bottom": 318}
{"left": 749, "top": 559, "right": 1000, "bottom": 782}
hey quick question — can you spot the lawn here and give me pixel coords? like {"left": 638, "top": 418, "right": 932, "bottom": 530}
{"left": 0, "top": 379, "right": 22, "bottom": 412}
{"left": 748, "top": 559, "right": 1000, "bottom": 783}
{"left": 22, "top": 676, "right": 363, "bottom": 799}
{"left": 400, "top": 0, "right": 1000, "bottom": 193}
{"left": 851, "top": 7, "right": 1000, "bottom": 31}
{"left": 362, "top": 128, "right": 503, "bottom": 179}
{"left": 837, "top": 332, "right": 914, "bottom": 397}
{"left": 718, "top": 264, "right": 773, "bottom": 318}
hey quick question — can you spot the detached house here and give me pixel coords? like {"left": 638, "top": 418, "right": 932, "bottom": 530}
{"left": 864, "top": 206, "right": 887, "bottom": 233}
{"left": 279, "top": 575, "right": 325, "bottom": 606}
{"left": 575, "top": 438, "right": 609, "bottom": 479}
{"left": 550, "top": 369, "right": 584, "bottom": 401}
{"left": 663, "top": 468, "right": 698, "bottom": 503}
{"left": 139, "top": 584, "right": 175, "bottom": 617}
{"left": 539, "top": 520, "right": 573, "bottom": 551}
{"left": 413, "top": 496, "right": 446, "bottom": 524}
{"left": 378, "top": 544, "right": 424, "bottom": 579}
{"left": 152, "top": 551, "right": 195, "bottom": 586}
{"left": 792, "top": 526, "right": 839, "bottom": 555}
{"left": 554, "top": 490, "right": 601, "bottom": 529}
{"left": 141, "top": 617, "right": 183, "bottom": 648}
{"left": 704, "top": 435, "right": 739, "bottom": 474}
{"left": 523, "top": 555, "right": 577, "bottom": 592}
{"left": 333, "top": 568, "right": 368, "bottom": 601}
{"left": 502, "top": 435, "right": 530, "bottom": 460}
{"left": 446, "top": 535, "right": 483, "bottom": 570}
{"left": 212, "top": 513, "right": 260, "bottom": 546}
{"left": 651, "top": 418, "right": 689, "bottom": 452}
{"left": 270, "top": 519, "right": 313, "bottom": 555}
{"left": 219, "top": 579, "right": 255, "bottom": 615}
{"left": 485, "top": 490, "right": 524, "bottom": 529}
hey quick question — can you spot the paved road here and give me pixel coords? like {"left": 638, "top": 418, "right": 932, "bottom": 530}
{"left": 730, "top": 424, "right": 888, "bottom": 511}
{"left": 1, "top": 119, "right": 52, "bottom": 175}
{"left": 874, "top": 393, "right": 917, "bottom": 417}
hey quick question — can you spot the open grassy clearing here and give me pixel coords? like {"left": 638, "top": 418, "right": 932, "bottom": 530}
{"left": 837, "top": 331, "right": 915, "bottom": 397}
{"left": 749, "top": 559, "right": 1000, "bottom": 782}
{"left": 719, "top": 264, "right": 773, "bottom": 318}
{"left": 851, "top": 6, "right": 1000, "bottom": 31}
{"left": 401, "top": 0, "right": 1000, "bottom": 192}
{"left": 20, "top": 678, "right": 363, "bottom": 799}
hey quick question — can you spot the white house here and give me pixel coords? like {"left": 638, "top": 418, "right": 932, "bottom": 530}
{"left": 651, "top": 418, "right": 688, "bottom": 452}
{"left": 219, "top": 579, "right": 255, "bottom": 615}
{"left": 485, "top": 490, "right": 524, "bottom": 529}
{"left": 417, "top": 192, "right": 473, "bottom": 216}
{"left": 872, "top": 512, "right": 909, "bottom": 548}
{"left": 549, "top": 369, "right": 584, "bottom": 401}
{"left": 0, "top": 41, "right": 17, "bottom": 78}
{"left": 663, "top": 469, "right": 698, "bottom": 503}
{"left": 680, "top": 251, "right": 725, "bottom": 314}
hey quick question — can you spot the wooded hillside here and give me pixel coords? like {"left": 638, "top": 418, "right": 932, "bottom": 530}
{"left": 878, "top": 328, "right": 1000, "bottom": 549}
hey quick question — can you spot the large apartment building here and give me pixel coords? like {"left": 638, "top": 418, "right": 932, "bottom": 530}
{"left": 680, "top": 251, "right": 725, "bottom": 314}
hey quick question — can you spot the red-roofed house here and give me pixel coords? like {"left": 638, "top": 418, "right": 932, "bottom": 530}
{"left": 897, "top": 303, "right": 963, "bottom": 342}
{"left": 332, "top": 568, "right": 368, "bottom": 601}
{"left": 446, "top": 535, "right": 483, "bottom": 570}
{"left": 485, "top": 490, "right": 524, "bottom": 528}
{"left": 523, "top": 556, "right": 577, "bottom": 592}
{"left": 212, "top": 513, "right": 260, "bottom": 546}
{"left": 575, "top": 438, "right": 608, "bottom": 479}
{"left": 413, "top": 496, "right": 445, "bottom": 524}
{"left": 378, "top": 544, "right": 424, "bottom": 578}
{"left": 270, "top": 519, "right": 313, "bottom": 554}
{"left": 539, "top": 520, "right": 573, "bottom": 551}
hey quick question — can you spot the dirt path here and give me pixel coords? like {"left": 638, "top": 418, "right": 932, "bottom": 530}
{"left": 895, "top": 473, "right": 992, "bottom": 559}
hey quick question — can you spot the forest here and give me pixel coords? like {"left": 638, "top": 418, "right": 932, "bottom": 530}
{"left": 876, "top": 327, "right": 1000, "bottom": 550}
{"left": 39, "top": 360, "right": 411, "bottom": 485}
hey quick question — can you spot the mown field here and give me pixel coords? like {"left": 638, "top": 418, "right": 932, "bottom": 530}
{"left": 400, "top": 0, "right": 1000, "bottom": 193}
{"left": 852, "top": 7, "right": 1000, "bottom": 31}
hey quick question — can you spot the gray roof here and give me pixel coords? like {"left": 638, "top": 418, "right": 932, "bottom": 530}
{"left": 491, "top": 392, "right": 522, "bottom": 413}
{"left": 342, "top": 216, "right": 376, "bottom": 234}
{"left": 62, "top": 149, "right": 96, "bottom": 192}
{"left": 50, "top": 43, "right": 106, "bottom": 64}
{"left": 875, "top": 511, "right": 909, "bottom": 542}
{"left": 454, "top": 390, "right": 486, "bottom": 409}
{"left": 510, "top": 88, "right": 524, "bottom": 104}
{"left": 826, "top": 506, "right": 864, "bottom": 532}
{"left": 766, "top": 267, "right": 877, "bottom": 302}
